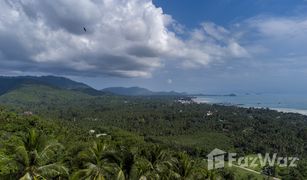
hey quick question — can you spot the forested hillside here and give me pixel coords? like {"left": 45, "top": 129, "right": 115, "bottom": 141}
{"left": 0, "top": 76, "right": 104, "bottom": 96}
{"left": 0, "top": 107, "right": 256, "bottom": 179}
{"left": 0, "top": 85, "right": 306, "bottom": 179}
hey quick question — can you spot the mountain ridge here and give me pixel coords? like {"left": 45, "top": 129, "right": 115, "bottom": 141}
{"left": 0, "top": 76, "right": 236, "bottom": 97}
{"left": 101, "top": 86, "right": 187, "bottom": 96}
{"left": 0, "top": 76, "right": 104, "bottom": 96}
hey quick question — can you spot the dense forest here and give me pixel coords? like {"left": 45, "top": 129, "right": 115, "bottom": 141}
{"left": 0, "top": 107, "right": 239, "bottom": 179}
{"left": 0, "top": 81, "right": 306, "bottom": 179}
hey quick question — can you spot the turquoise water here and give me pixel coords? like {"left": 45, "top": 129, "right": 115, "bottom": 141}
{"left": 194, "top": 93, "right": 307, "bottom": 114}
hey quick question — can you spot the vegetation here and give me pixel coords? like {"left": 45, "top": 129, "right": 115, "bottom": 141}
{"left": 0, "top": 80, "right": 306, "bottom": 179}
{"left": 0, "top": 108, "right": 212, "bottom": 179}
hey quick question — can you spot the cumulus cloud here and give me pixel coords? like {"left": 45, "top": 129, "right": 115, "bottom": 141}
{"left": 166, "top": 22, "right": 249, "bottom": 69}
{"left": 0, "top": 0, "right": 247, "bottom": 77}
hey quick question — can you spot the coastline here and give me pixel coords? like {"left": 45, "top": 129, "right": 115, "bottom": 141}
{"left": 270, "top": 108, "right": 307, "bottom": 116}
{"left": 192, "top": 97, "right": 307, "bottom": 116}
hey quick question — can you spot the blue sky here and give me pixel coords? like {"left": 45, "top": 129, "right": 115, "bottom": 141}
{"left": 1, "top": 0, "right": 307, "bottom": 93}
{"left": 154, "top": 0, "right": 307, "bottom": 27}
{"left": 147, "top": 0, "right": 307, "bottom": 93}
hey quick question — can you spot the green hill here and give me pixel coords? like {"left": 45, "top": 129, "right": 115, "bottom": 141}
{"left": 0, "top": 76, "right": 105, "bottom": 96}
{"left": 0, "top": 84, "right": 93, "bottom": 109}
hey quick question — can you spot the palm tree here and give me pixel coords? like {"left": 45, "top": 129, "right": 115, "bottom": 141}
{"left": 131, "top": 156, "right": 161, "bottom": 179}
{"left": 170, "top": 152, "right": 208, "bottom": 180}
{"left": 71, "top": 141, "right": 123, "bottom": 180}
{"left": 105, "top": 146, "right": 136, "bottom": 180}
{"left": 15, "top": 129, "right": 69, "bottom": 179}
{"left": 131, "top": 145, "right": 174, "bottom": 180}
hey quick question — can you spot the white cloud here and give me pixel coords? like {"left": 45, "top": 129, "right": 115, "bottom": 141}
{"left": 173, "top": 22, "right": 249, "bottom": 68}
{"left": 241, "top": 16, "right": 307, "bottom": 59}
{"left": 0, "top": 0, "right": 248, "bottom": 77}
{"left": 247, "top": 16, "right": 307, "bottom": 39}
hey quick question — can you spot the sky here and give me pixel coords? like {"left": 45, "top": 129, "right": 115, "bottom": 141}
{"left": 1, "top": 0, "right": 307, "bottom": 93}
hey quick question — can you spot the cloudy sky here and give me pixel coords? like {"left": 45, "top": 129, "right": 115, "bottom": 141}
{"left": 1, "top": 0, "right": 307, "bottom": 93}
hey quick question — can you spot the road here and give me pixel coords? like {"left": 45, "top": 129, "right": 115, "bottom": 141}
{"left": 232, "top": 164, "right": 281, "bottom": 180}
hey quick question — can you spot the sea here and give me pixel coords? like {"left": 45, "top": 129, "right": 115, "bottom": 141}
{"left": 194, "top": 93, "right": 307, "bottom": 115}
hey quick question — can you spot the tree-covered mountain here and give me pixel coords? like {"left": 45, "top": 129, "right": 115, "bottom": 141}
{"left": 0, "top": 76, "right": 104, "bottom": 96}
{"left": 0, "top": 76, "right": 186, "bottom": 97}
{"left": 0, "top": 84, "right": 92, "bottom": 108}
{"left": 0, "top": 76, "right": 234, "bottom": 97}
{"left": 101, "top": 87, "right": 187, "bottom": 96}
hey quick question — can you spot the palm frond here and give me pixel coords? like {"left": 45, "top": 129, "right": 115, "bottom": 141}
{"left": 39, "top": 142, "right": 64, "bottom": 163}
{"left": 37, "top": 163, "right": 69, "bottom": 178}
{"left": 15, "top": 145, "right": 29, "bottom": 167}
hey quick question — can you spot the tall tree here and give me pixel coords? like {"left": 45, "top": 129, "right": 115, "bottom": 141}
{"left": 15, "top": 129, "right": 68, "bottom": 179}
{"left": 72, "top": 141, "right": 123, "bottom": 180}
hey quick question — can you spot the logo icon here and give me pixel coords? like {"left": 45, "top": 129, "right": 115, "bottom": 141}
{"left": 206, "top": 148, "right": 299, "bottom": 171}
{"left": 207, "top": 148, "right": 226, "bottom": 170}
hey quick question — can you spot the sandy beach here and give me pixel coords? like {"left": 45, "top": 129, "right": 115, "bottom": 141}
{"left": 270, "top": 108, "right": 307, "bottom": 116}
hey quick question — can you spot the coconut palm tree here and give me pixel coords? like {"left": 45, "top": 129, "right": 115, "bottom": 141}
{"left": 131, "top": 155, "right": 165, "bottom": 179}
{"left": 170, "top": 152, "right": 208, "bottom": 180}
{"left": 105, "top": 146, "right": 136, "bottom": 180}
{"left": 15, "top": 129, "right": 69, "bottom": 179}
{"left": 130, "top": 145, "right": 175, "bottom": 180}
{"left": 71, "top": 141, "right": 123, "bottom": 180}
